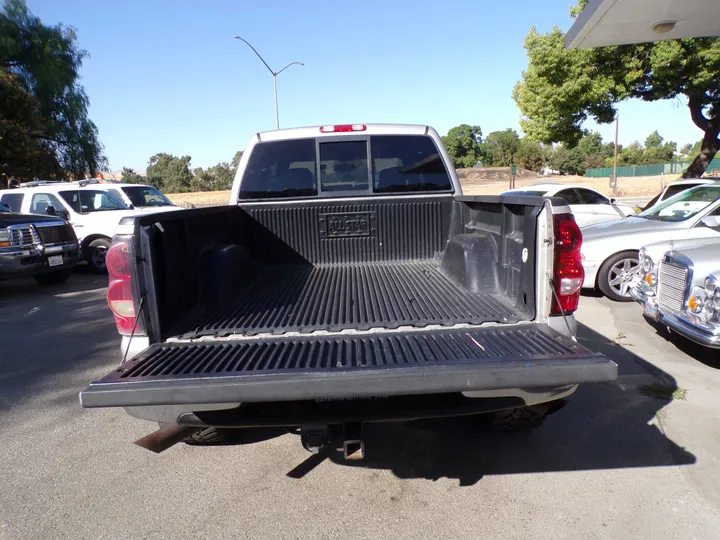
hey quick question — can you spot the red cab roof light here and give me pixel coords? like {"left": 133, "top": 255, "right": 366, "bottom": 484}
{"left": 320, "top": 124, "right": 367, "bottom": 133}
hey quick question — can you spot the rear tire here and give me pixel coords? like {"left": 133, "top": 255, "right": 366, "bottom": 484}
{"left": 183, "top": 426, "right": 288, "bottom": 446}
{"left": 85, "top": 238, "right": 111, "bottom": 273}
{"left": 184, "top": 427, "right": 235, "bottom": 445}
{"left": 33, "top": 268, "right": 73, "bottom": 285}
{"left": 488, "top": 406, "right": 549, "bottom": 431}
{"left": 597, "top": 250, "right": 639, "bottom": 302}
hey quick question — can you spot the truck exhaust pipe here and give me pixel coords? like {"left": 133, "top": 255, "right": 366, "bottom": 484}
{"left": 134, "top": 424, "right": 200, "bottom": 454}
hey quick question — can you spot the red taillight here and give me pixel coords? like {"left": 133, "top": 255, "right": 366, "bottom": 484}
{"left": 552, "top": 213, "right": 584, "bottom": 315}
{"left": 320, "top": 124, "right": 366, "bottom": 133}
{"left": 106, "top": 239, "right": 138, "bottom": 335}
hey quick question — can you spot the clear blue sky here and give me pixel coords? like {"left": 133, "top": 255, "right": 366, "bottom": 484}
{"left": 30, "top": 0, "right": 704, "bottom": 172}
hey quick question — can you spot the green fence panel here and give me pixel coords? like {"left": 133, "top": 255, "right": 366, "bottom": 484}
{"left": 586, "top": 159, "right": 720, "bottom": 177}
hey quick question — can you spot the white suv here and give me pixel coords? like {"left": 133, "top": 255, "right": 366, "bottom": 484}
{"left": 1, "top": 180, "right": 142, "bottom": 273}
{"left": 90, "top": 181, "right": 182, "bottom": 212}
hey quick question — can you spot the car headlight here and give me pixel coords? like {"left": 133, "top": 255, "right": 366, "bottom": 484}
{"left": 0, "top": 228, "right": 10, "bottom": 248}
{"left": 702, "top": 276, "right": 720, "bottom": 322}
{"left": 642, "top": 255, "right": 653, "bottom": 273}
{"left": 704, "top": 276, "right": 718, "bottom": 298}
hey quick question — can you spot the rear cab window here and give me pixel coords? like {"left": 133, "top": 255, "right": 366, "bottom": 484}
{"left": 239, "top": 135, "right": 452, "bottom": 200}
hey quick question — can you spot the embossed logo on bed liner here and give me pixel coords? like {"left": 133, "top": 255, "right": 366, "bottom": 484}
{"left": 319, "top": 211, "right": 376, "bottom": 238}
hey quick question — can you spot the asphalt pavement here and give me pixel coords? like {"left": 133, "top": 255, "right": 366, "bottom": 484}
{"left": 1, "top": 273, "right": 720, "bottom": 540}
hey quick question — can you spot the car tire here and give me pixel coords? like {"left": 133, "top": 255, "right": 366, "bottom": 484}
{"left": 183, "top": 426, "right": 287, "bottom": 446}
{"left": 597, "top": 250, "right": 640, "bottom": 302}
{"left": 33, "top": 268, "right": 73, "bottom": 285}
{"left": 85, "top": 238, "right": 111, "bottom": 273}
{"left": 184, "top": 427, "right": 234, "bottom": 445}
{"left": 486, "top": 406, "right": 549, "bottom": 432}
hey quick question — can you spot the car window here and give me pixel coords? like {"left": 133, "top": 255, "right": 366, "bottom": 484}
{"left": 555, "top": 188, "right": 582, "bottom": 205}
{"left": 0, "top": 193, "right": 24, "bottom": 212}
{"left": 59, "top": 189, "right": 129, "bottom": 214}
{"left": 0, "top": 201, "right": 12, "bottom": 212}
{"left": 640, "top": 185, "right": 720, "bottom": 222}
{"left": 662, "top": 184, "right": 700, "bottom": 200}
{"left": 107, "top": 189, "right": 125, "bottom": 202}
{"left": 320, "top": 141, "right": 369, "bottom": 192}
{"left": 121, "top": 186, "right": 173, "bottom": 207}
{"left": 30, "top": 193, "right": 67, "bottom": 215}
{"left": 240, "top": 138, "right": 318, "bottom": 199}
{"left": 371, "top": 135, "right": 451, "bottom": 193}
{"left": 576, "top": 188, "right": 608, "bottom": 205}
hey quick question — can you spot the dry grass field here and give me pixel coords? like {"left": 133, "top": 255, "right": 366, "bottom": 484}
{"left": 166, "top": 168, "right": 678, "bottom": 207}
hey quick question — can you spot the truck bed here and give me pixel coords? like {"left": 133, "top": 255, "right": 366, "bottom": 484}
{"left": 173, "top": 260, "right": 522, "bottom": 338}
{"left": 142, "top": 196, "right": 541, "bottom": 341}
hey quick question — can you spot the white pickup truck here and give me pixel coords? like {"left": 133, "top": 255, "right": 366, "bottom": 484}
{"left": 80, "top": 124, "right": 616, "bottom": 456}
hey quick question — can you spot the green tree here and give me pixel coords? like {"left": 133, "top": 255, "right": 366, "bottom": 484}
{"left": 642, "top": 141, "right": 676, "bottom": 164}
{"left": 481, "top": 129, "right": 520, "bottom": 166}
{"left": 191, "top": 162, "right": 235, "bottom": 192}
{"left": 690, "top": 139, "right": 703, "bottom": 156}
{"left": 549, "top": 145, "right": 585, "bottom": 175}
{"left": 513, "top": 0, "right": 720, "bottom": 178}
{"left": 441, "top": 124, "right": 483, "bottom": 168}
{"left": 120, "top": 167, "right": 144, "bottom": 184}
{"left": 644, "top": 130, "right": 664, "bottom": 148}
{"left": 0, "top": 72, "right": 62, "bottom": 183}
{"left": 1, "top": 0, "right": 106, "bottom": 178}
{"left": 515, "top": 138, "right": 546, "bottom": 172}
{"left": 680, "top": 143, "right": 693, "bottom": 155}
{"left": 618, "top": 141, "right": 644, "bottom": 165}
{"left": 146, "top": 153, "right": 192, "bottom": 193}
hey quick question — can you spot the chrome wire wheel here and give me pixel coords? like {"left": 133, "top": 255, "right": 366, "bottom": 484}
{"left": 607, "top": 257, "right": 640, "bottom": 298}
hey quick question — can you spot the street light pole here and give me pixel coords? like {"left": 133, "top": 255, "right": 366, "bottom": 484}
{"left": 233, "top": 35, "right": 304, "bottom": 129}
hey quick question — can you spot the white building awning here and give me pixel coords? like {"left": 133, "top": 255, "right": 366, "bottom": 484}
{"left": 565, "top": 0, "right": 720, "bottom": 49}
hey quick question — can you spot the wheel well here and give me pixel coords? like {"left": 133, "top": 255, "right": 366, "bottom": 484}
{"left": 81, "top": 234, "right": 111, "bottom": 253}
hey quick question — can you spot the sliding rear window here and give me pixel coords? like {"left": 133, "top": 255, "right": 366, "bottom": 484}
{"left": 239, "top": 135, "right": 452, "bottom": 200}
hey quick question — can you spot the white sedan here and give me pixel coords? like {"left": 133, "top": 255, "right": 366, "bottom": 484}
{"left": 502, "top": 183, "right": 636, "bottom": 228}
{"left": 581, "top": 184, "right": 720, "bottom": 301}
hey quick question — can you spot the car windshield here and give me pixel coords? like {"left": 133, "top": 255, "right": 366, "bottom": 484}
{"left": 639, "top": 185, "right": 720, "bottom": 222}
{"left": 121, "top": 186, "right": 173, "bottom": 207}
{"left": 59, "top": 189, "right": 130, "bottom": 214}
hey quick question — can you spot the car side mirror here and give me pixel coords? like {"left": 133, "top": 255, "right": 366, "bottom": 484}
{"left": 700, "top": 215, "right": 720, "bottom": 229}
{"left": 44, "top": 205, "right": 57, "bottom": 216}
{"left": 128, "top": 203, "right": 135, "bottom": 210}
{"left": 609, "top": 198, "right": 617, "bottom": 204}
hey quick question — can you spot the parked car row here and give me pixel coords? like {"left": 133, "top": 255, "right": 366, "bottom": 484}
{"left": 0, "top": 180, "right": 180, "bottom": 282}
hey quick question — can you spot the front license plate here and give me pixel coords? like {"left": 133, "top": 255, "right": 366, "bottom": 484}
{"left": 48, "top": 255, "right": 63, "bottom": 267}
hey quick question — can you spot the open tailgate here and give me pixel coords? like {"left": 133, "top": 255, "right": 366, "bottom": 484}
{"left": 80, "top": 325, "right": 616, "bottom": 408}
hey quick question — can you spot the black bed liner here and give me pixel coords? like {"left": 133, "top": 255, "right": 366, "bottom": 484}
{"left": 174, "top": 261, "right": 522, "bottom": 338}
{"left": 80, "top": 324, "right": 617, "bottom": 408}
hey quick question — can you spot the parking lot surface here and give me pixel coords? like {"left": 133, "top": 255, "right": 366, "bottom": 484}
{"left": 1, "top": 273, "right": 720, "bottom": 540}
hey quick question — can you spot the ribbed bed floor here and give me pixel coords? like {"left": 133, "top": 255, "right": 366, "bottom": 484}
{"left": 174, "top": 261, "right": 523, "bottom": 338}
